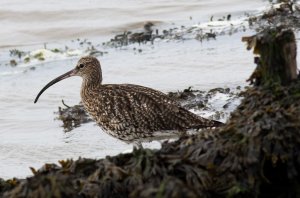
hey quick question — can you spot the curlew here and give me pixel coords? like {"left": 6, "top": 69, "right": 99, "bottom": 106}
{"left": 34, "top": 56, "right": 223, "bottom": 147}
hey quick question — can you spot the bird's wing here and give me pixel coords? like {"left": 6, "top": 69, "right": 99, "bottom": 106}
{"left": 87, "top": 84, "right": 220, "bottom": 134}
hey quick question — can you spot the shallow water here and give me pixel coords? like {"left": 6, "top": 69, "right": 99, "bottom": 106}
{"left": 0, "top": 0, "right": 266, "bottom": 48}
{"left": 0, "top": 0, "right": 272, "bottom": 179}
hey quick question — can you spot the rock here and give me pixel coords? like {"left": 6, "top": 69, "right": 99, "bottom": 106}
{"left": 56, "top": 100, "right": 92, "bottom": 132}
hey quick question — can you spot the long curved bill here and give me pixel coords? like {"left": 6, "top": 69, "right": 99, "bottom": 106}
{"left": 34, "top": 69, "right": 77, "bottom": 103}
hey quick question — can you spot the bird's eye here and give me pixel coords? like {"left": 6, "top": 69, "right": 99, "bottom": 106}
{"left": 79, "top": 64, "right": 84, "bottom": 68}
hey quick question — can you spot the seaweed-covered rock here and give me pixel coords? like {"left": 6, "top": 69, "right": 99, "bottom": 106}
{"left": 56, "top": 100, "right": 92, "bottom": 132}
{"left": 0, "top": 178, "right": 19, "bottom": 197}
{"left": 249, "top": 0, "right": 300, "bottom": 31}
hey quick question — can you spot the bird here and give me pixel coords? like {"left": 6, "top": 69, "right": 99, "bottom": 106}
{"left": 34, "top": 56, "right": 223, "bottom": 148}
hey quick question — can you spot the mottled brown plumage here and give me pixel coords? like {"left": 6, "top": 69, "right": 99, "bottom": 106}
{"left": 34, "top": 56, "right": 223, "bottom": 146}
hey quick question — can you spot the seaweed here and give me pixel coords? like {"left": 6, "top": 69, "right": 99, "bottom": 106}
{"left": 56, "top": 100, "right": 93, "bottom": 132}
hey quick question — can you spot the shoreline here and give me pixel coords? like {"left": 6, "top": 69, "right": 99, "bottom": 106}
{"left": 0, "top": 0, "right": 300, "bottom": 194}
{"left": 1, "top": 3, "right": 264, "bottom": 68}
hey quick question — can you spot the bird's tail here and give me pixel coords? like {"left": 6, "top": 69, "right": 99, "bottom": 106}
{"left": 209, "top": 119, "right": 224, "bottom": 127}
{"left": 195, "top": 118, "right": 224, "bottom": 129}
{"left": 177, "top": 107, "right": 225, "bottom": 130}
{"left": 189, "top": 113, "right": 225, "bottom": 129}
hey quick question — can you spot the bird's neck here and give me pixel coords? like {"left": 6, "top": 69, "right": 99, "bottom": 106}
{"left": 82, "top": 77, "right": 102, "bottom": 90}
{"left": 81, "top": 74, "right": 102, "bottom": 100}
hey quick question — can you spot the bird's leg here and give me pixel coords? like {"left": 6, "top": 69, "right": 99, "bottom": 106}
{"left": 133, "top": 141, "right": 143, "bottom": 149}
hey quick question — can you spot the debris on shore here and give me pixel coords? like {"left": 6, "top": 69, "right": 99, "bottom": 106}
{"left": 249, "top": 0, "right": 300, "bottom": 31}
{"left": 55, "top": 100, "right": 93, "bottom": 132}
{"left": 5, "top": 0, "right": 284, "bottom": 68}
{"left": 0, "top": 178, "right": 18, "bottom": 197}
{"left": 5, "top": 1, "right": 300, "bottom": 69}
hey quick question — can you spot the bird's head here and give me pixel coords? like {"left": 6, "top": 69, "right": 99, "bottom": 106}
{"left": 34, "top": 56, "right": 102, "bottom": 103}
{"left": 75, "top": 56, "right": 102, "bottom": 79}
